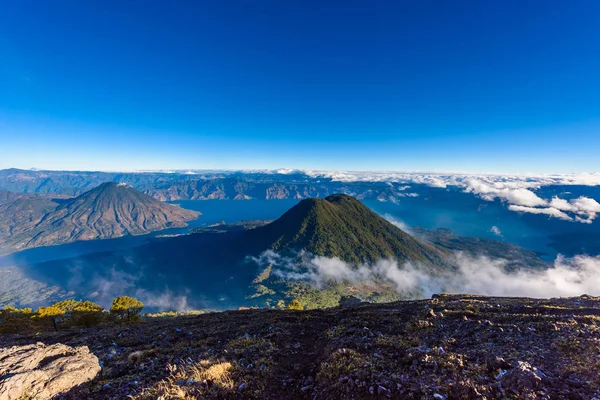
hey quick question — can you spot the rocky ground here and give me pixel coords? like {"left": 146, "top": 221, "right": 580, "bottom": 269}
{"left": 1, "top": 294, "right": 599, "bottom": 399}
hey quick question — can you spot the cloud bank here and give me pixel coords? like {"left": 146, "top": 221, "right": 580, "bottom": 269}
{"left": 300, "top": 171, "right": 600, "bottom": 223}
{"left": 252, "top": 250, "right": 600, "bottom": 299}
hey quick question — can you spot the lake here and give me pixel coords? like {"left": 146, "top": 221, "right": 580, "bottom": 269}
{"left": 1, "top": 193, "right": 597, "bottom": 269}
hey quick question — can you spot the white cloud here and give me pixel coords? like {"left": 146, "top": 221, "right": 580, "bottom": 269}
{"left": 550, "top": 196, "right": 600, "bottom": 222}
{"left": 490, "top": 226, "right": 502, "bottom": 237}
{"left": 508, "top": 205, "right": 574, "bottom": 221}
{"left": 507, "top": 196, "right": 600, "bottom": 223}
{"left": 464, "top": 179, "right": 547, "bottom": 207}
{"left": 411, "top": 176, "right": 448, "bottom": 188}
{"left": 255, "top": 250, "right": 600, "bottom": 299}
{"left": 383, "top": 214, "right": 414, "bottom": 235}
{"left": 299, "top": 171, "right": 600, "bottom": 224}
{"left": 300, "top": 170, "right": 600, "bottom": 187}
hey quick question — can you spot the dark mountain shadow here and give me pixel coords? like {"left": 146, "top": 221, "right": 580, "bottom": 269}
{"left": 11, "top": 229, "right": 265, "bottom": 310}
{"left": 48, "top": 197, "right": 72, "bottom": 206}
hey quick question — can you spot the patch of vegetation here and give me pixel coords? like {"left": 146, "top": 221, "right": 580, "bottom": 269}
{"left": 286, "top": 299, "right": 304, "bottom": 310}
{"left": 252, "top": 264, "right": 272, "bottom": 284}
{"left": 316, "top": 348, "right": 372, "bottom": 395}
{"left": 0, "top": 306, "right": 33, "bottom": 333}
{"left": 0, "top": 296, "right": 144, "bottom": 333}
{"left": 110, "top": 296, "right": 144, "bottom": 322}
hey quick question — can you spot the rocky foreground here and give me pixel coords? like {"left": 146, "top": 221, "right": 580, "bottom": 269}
{"left": 1, "top": 294, "right": 599, "bottom": 399}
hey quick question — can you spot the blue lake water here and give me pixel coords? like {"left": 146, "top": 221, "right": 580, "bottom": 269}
{"left": 171, "top": 199, "right": 301, "bottom": 228}
{"left": 1, "top": 193, "right": 597, "bottom": 269}
{"left": 364, "top": 186, "right": 600, "bottom": 261}
{"left": 0, "top": 200, "right": 301, "bottom": 267}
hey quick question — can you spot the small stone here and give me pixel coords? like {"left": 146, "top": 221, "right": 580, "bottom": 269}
{"left": 238, "top": 383, "right": 248, "bottom": 391}
{"left": 501, "top": 361, "right": 542, "bottom": 391}
{"left": 377, "top": 385, "right": 391, "bottom": 397}
{"left": 496, "top": 369, "right": 508, "bottom": 380}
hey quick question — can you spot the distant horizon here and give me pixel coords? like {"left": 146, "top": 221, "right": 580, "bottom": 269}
{"left": 2, "top": 165, "right": 599, "bottom": 177}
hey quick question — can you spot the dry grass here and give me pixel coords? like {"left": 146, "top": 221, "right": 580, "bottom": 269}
{"left": 192, "top": 360, "right": 234, "bottom": 389}
{"left": 133, "top": 359, "right": 235, "bottom": 399}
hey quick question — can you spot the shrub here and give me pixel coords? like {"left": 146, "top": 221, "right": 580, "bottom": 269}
{"left": 71, "top": 300, "right": 105, "bottom": 327}
{"left": 110, "top": 296, "right": 144, "bottom": 322}
{"left": 34, "top": 299, "right": 105, "bottom": 330}
{"left": 0, "top": 306, "right": 34, "bottom": 333}
{"left": 34, "top": 304, "right": 66, "bottom": 331}
{"left": 286, "top": 299, "right": 304, "bottom": 310}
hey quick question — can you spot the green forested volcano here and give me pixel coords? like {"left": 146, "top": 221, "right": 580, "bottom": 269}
{"left": 254, "top": 194, "right": 447, "bottom": 265}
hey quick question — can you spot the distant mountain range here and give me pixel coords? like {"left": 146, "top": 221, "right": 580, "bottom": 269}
{"left": 0, "top": 168, "right": 417, "bottom": 201}
{"left": 0, "top": 182, "right": 199, "bottom": 252}
{"left": 5, "top": 168, "right": 599, "bottom": 259}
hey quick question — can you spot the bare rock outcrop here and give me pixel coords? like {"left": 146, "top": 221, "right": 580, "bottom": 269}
{"left": 0, "top": 342, "right": 101, "bottom": 400}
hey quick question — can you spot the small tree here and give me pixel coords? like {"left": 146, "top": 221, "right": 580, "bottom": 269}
{"left": 286, "top": 299, "right": 304, "bottom": 311}
{"left": 110, "top": 296, "right": 144, "bottom": 322}
{"left": 34, "top": 304, "right": 65, "bottom": 332}
{"left": 71, "top": 300, "right": 105, "bottom": 327}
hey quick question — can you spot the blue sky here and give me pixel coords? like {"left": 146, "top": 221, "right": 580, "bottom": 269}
{"left": 0, "top": 0, "right": 599, "bottom": 173}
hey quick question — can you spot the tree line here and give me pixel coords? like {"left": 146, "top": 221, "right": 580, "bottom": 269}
{"left": 0, "top": 296, "right": 144, "bottom": 334}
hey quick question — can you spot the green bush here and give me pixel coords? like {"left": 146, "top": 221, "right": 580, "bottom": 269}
{"left": 34, "top": 304, "right": 66, "bottom": 331}
{"left": 286, "top": 299, "right": 304, "bottom": 310}
{"left": 110, "top": 296, "right": 144, "bottom": 322}
{"left": 0, "top": 306, "right": 34, "bottom": 333}
{"left": 34, "top": 299, "right": 105, "bottom": 330}
{"left": 71, "top": 300, "right": 106, "bottom": 327}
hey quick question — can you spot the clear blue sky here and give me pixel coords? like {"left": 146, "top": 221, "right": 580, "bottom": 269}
{"left": 0, "top": 0, "right": 599, "bottom": 173}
